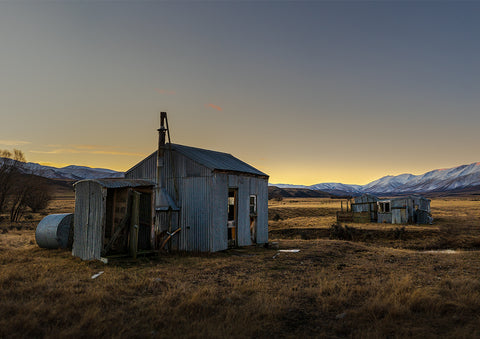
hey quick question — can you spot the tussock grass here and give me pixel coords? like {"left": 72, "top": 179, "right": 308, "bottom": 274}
{"left": 1, "top": 197, "right": 480, "bottom": 337}
{"left": 270, "top": 197, "right": 480, "bottom": 251}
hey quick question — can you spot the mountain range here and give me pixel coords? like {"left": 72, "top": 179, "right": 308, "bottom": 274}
{"left": 0, "top": 158, "right": 124, "bottom": 181}
{"left": 272, "top": 162, "right": 480, "bottom": 196}
{"left": 3, "top": 158, "right": 480, "bottom": 195}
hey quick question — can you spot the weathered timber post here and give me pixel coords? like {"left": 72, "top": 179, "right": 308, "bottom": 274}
{"left": 130, "top": 191, "right": 141, "bottom": 259}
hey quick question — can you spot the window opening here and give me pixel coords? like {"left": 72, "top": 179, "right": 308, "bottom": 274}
{"left": 378, "top": 201, "right": 391, "bottom": 213}
{"left": 249, "top": 195, "right": 257, "bottom": 215}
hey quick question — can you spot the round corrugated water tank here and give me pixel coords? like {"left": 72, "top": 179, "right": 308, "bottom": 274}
{"left": 35, "top": 213, "right": 74, "bottom": 249}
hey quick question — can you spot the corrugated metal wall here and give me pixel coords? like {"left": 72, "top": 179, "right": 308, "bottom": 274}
{"left": 253, "top": 176, "right": 269, "bottom": 244}
{"left": 180, "top": 177, "right": 212, "bottom": 251}
{"left": 377, "top": 213, "right": 392, "bottom": 223}
{"left": 125, "top": 151, "right": 157, "bottom": 180}
{"left": 352, "top": 195, "right": 378, "bottom": 222}
{"left": 72, "top": 181, "right": 106, "bottom": 260}
{"left": 125, "top": 149, "right": 268, "bottom": 252}
{"left": 223, "top": 174, "right": 268, "bottom": 247}
{"left": 211, "top": 173, "right": 228, "bottom": 251}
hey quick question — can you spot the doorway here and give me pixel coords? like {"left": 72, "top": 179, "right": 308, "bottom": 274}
{"left": 249, "top": 195, "right": 257, "bottom": 243}
{"left": 227, "top": 188, "right": 237, "bottom": 248}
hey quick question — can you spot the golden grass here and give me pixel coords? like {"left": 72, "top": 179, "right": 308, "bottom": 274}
{"left": 1, "top": 196, "right": 480, "bottom": 337}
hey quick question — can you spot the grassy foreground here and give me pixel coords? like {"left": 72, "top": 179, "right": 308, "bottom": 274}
{"left": 1, "top": 196, "right": 480, "bottom": 338}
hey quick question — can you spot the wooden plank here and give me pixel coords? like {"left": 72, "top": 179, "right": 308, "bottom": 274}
{"left": 130, "top": 191, "right": 141, "bottom": 259}
{"left": 111, "top": 189, "right": 117, "bottom": 236}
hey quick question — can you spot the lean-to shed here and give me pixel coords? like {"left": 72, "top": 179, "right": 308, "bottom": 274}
{"left": 72, "top": 179, "right": 155, "bottom": 260}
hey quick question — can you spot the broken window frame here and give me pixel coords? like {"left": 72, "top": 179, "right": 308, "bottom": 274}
{"left": 378, "top": 201, "right": 391, "bottom": 213}
{"left": 249, "top": 195, "right": 257, "bottom": 216}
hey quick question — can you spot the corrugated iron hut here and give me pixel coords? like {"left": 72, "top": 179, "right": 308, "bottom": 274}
{"left": 346, "top": 194, "right": 432, "bottom": 225}
{"left": 71, "top": 112, "right": 268, "bottom": 260}
{"left": 377, "top": 195, "right": 432, "bottom": 224}
{"left": 72, "top": 179, "right": 155, "bottom": 260}
{"left": 124, "top": 112, "right": 269, "bottom": 253}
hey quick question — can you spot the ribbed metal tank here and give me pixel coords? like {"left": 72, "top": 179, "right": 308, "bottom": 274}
{"left": 35, "top": 213, "right": 74, "bottom": 249}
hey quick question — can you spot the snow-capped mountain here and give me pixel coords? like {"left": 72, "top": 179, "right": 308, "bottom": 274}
{"left": 309, "top": 183, "right": 363, "bottom": 194}
{"left": 271, "top": 162, "right": 480, "bottom": 195}
{"left": 0, "top": 158, "right": 124, "bottom": 180}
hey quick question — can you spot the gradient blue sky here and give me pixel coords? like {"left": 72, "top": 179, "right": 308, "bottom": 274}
{"left": 1, "top": 1, "right": 479, "bottom": 185}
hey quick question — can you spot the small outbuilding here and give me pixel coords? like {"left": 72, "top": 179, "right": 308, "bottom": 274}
{"left": 376, "top": 195, "right": 432, "bottom": 224}
{"left": 72, "top": 179, "right": 155, "bottom": 260}
{"left": 338, "top": 194, "right": 433, "bottom": 225}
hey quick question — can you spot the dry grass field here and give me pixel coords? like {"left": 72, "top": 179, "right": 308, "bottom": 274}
{"left": 1, "top": 194, "right": 480, "bottom": 338}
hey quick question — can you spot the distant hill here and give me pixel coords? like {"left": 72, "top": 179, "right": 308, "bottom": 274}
{"left": 268, "top": 186, "right": 331, "bottom": 199}
{"left": 271, "top": 162, "right": 480, "bottom": 196}
{"left": 0, "top": 158, "right": 124, "bottom": 181}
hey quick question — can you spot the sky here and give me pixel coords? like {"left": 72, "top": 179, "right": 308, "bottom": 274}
{"left": 1, "top": 1, "right": 480, "bottom": 185}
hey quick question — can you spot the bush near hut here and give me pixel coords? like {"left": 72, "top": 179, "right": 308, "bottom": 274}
{"left": 329, "top": 223, "right": 359, "bottom": 241}
{"left": 0, "top": 149, "right": 53, "bottom": 221}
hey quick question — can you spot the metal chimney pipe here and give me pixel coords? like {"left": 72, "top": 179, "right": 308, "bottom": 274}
{"left": 154, "top": 112, "right": 179, "bottom": 211}
{"left": 156, "top": 112, "right": 167, "bottom": 191}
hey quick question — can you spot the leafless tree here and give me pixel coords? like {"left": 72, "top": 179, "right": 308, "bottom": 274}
{"left": 0, "top": 149, "right": 25, "bottom": 213}
{"left": 24, "top": 181, "right": 52, "bottom": 213}
{"left": 9, "top": 174, "right": 30, "bottom": 222}
{"left": 0, "top": 149, "right": 53, "bottom": 221}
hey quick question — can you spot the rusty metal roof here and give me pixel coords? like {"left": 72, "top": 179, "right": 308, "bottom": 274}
{"left": 74, "top": 178, "right": 155, "bottom": 188}
{"left": 171, "top": 144, "right": 268, "bottom": 177}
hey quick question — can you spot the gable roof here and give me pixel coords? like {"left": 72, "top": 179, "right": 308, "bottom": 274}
{"left": 126, "top": 143, "right": 268, "bottom": 178}
{"left": 171, "top": 144, "right": 268, "bottom": 177}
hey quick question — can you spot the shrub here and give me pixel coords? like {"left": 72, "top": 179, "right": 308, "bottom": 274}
{"left": 25, "top": 189, "right": 52, "bottom": 213}
{"left": 329, "top": 223, "right": 358, "bottom": 241}
{"left": 392, "top": 227, "right": 406, "bottom": 240}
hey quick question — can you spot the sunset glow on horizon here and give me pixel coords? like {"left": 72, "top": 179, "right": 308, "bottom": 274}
{"left": 1, "top": 2, "right": 480, "bottom": 185}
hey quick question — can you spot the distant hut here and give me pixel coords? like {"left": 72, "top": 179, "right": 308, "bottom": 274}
{"left": 72, "top": 112, "right": 269, "bottom": 260}
{"left": 351, "top": 194, "right": 378, "bottom": 222}
{"left": 376, "top": 195, "right": 432, "bottom": 224}
{"left": 348, "top": 194, "right": 432, "bottom": 225}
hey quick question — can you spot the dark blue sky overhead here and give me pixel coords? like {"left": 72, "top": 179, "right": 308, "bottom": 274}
{"left": 1, "top": 1, "right": 479, "bottom": 184}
